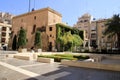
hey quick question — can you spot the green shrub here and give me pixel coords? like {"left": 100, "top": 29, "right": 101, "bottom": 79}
{"left": 54, "top": 54, "right": 73, "bottom": 57}
{"left": 38, "top": 54, "right": 89, "bottom": 62}
{"left": 73, "top": 55, "right": 89, "bottom": 59}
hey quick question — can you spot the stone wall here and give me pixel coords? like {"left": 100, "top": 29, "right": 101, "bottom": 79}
{"left": 61, "top": 60, "right": 120, "bottom": 71}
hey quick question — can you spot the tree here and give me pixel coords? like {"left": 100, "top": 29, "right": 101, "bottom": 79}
{"left": 18, "top": 28, "right": 27, "bottom": 48}
{"left": 62, "top": 31, "right": 73, "bottom": 45}
{"left": 104, "top": 14, "right": 120, "bottom": 50}
{"left": 62, "top": 31, "right": 73, "bottom": 51}
{"left": 12, "top": 35, "right": 17, "bottom": 50}
{"left": 73, "top": 34, "right": 83, "bottom": 46}
{"left": 34, "top": 31, "right": 41, "bottom": 48}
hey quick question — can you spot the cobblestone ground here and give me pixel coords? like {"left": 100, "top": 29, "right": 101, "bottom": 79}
{"left": 0, "top": 58, "right": 120, "bottom": 80}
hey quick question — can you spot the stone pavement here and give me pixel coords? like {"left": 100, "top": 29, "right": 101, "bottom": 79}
{"left": 0, "top": 58, "right": 120, "bottom": 80}
{"left": 0, "top": 65, "right": 29, "bottom": 80}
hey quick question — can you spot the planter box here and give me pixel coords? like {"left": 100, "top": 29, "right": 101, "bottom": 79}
{"left": 37, "top": 57, "right": 54, "bottom": 63}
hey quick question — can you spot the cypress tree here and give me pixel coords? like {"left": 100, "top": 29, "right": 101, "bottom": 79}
{"left": 18, "top": 28, "right": 27, "bottom": 48}
{"left": 34, "top": 31, "right": 41, "bottom": 48}
{"left": 12, "top": 35, "right": 17, "bottom": 50}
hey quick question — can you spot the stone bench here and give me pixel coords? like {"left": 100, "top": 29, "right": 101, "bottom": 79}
{"left": 14, "top": 55, "right": 32, "bottom": 60}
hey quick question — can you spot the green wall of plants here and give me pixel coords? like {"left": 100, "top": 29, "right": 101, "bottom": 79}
{"left": 56, "top": 23, "right": 84, "bottom": 52}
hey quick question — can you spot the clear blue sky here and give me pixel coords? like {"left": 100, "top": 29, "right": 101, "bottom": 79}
{"left": 0, "top": 0, "right": 120, "bottom": 26}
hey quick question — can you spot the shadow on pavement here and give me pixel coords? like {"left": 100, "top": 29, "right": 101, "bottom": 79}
{"left": 25, "top": 65, "right": 120, "bottom": 80}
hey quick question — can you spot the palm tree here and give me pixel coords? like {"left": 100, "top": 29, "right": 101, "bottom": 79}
{"left": 104, "top": 14, "right": 120, "bottom": 50}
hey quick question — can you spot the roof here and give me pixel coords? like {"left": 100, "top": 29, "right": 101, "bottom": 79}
{"left": 0, "top": 22, "right": 11, "bottom": 27}
{"left": 13, "top": 7, "right": 62, "bottom": 19}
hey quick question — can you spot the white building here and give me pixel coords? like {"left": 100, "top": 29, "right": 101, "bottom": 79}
{"left": 0, "top": 22, "right": 12, "bottom": 49}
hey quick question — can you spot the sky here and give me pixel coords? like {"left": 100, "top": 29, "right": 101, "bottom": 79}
{"left": 0, "top": 0, "right": 120, "bottom": 26}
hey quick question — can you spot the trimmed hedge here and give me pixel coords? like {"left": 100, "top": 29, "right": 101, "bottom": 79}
{"left": 38, "top": 54, "right": 89, "bottom": 62}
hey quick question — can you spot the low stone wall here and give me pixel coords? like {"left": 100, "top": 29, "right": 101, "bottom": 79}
{"left": 61, "top": 60, "right": 120, "bottom": 71}
{"left": 37, "top": 57, "right": 54, "bottom": 63}
{"left": 104, "top": 55, "right": 120, "bottom": 60}
{"left": 6, "top": 54, "right": 15, "bottom": 58}
{"left": 14, "top": 55, "right": 30, "bottom": 60}
{"left": 72, "top": 53, "right": 120, "bottom": 60}
{"left": 13, "top": 53, "right": 34, "bottom": 60}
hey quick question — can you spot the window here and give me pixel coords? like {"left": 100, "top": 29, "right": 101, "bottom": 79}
{"left": 32, "top": 25, "right": 36, "bottom": 34}
{"left": 80, "top": 20, "right": 83, "bottom": 23}
{"left": 34, "top": 16, "right": 36, "bottom": 20}
{"left": 50, "top": 34, "right": 52, "bottom": 37}
{"left": 9, "top": 28, "right": 12, "bottom": 30}
{"left": 49, "top": 42, "right": 52, "bottom": 46}
{"left": 49, "top": 27, "right": 52, "bottom": 31}
{"left": 1, "top": 38, "right": 5, "bottom": 42}
{"left": 84, "top": 20, "right": 88, "bottom": 22}
{"left": 2, "top": 27, "right": 6, "bottom": 31}
{"left": 2, "top": 32, "right": 6, "bottom": 36}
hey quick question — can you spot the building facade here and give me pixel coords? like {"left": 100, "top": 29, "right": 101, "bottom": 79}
{"left": 74, "top": 13, "right": 91, "bottom": 48}
{"left": 10, "top": 7, "right": 62, "bottom": 51}
{"left": 0, "top": 12, "right": 14, "bottom": 24}
{"left": 0, "top": 23, "right": 11, "bottom": 49}
{"left": 74, "top": 13, "right": 117, "bottom": 51}
{"left": 90, "top": 21, "right": 97, "bottom": 48}
{"left": 0, "top": 12, "right": 13, "bottom": 49}
{"left": 96, "top": 19, "right": 117, "bottom": 51}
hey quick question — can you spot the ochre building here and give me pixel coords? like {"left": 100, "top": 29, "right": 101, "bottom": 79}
{"left": 10, "top": 7, "right": 62, "bottom": 51}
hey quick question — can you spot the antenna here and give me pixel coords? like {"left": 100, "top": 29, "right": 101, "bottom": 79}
{"left": 28, "top": 0, "right": 31, "bottom": 12}
{"left": 32, "top": 0, "right": 35, "bottom": 11}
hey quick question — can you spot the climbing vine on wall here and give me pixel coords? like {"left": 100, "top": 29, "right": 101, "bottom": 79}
{"left": 56, "top": 23, "right": 84, "bottom": 51}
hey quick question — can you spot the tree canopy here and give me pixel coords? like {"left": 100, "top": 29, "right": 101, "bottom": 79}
{"left": 104, "top": 14, "right": 120, "bottom": 36}
{"left": 104, "top": 14, "right": 120, "bottom": 49}
{"left": 72, "top": 34, "right": 83, "bottom": 46}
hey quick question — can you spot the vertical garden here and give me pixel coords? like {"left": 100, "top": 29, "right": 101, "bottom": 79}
{"left": 56, "top": 23, "right": 84, "bottom": 52}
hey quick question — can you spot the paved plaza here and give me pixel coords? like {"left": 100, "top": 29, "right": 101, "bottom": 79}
{"left": 0, "top": 56, "right": 120, "bottom": 80}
